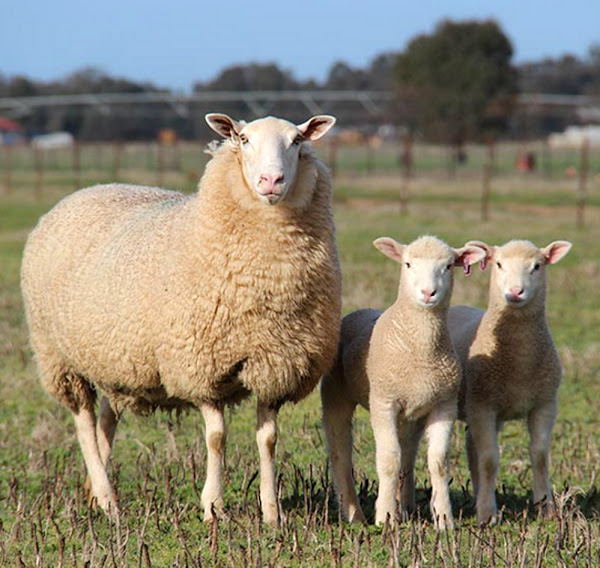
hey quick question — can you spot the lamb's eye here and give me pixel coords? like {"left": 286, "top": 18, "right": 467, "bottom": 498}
{"left": 292, "top": 134, "right": 303, "bottom": 146}
{"left": 496, "top": 262, "right": 502, "bottom": 269}
{"left": 446, "top": 263, "right": 453, "bottom": 270}
{"left": 405, "top": 262, "right": 411, "bottom": 269}
{"left": 239, "top": 134, "right": 249, "bottom": 144}
{"left": 533, "top": 262, "right": 541, "bottom": 272}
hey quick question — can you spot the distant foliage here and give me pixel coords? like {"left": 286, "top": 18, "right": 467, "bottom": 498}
{"left": 395, "top": 19, "right": 518, "bottom": 145}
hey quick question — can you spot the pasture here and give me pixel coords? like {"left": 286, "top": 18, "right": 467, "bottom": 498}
{"left": 0, "top": 143, "right": 599, "bottom": 566}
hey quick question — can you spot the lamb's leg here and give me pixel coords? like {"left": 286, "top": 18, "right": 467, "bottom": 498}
{"left": 396, "top": 419, "right": 424, "bottom": 519}
{"left": 465, "top": 425, "right": 479, "bottom": 497}
{"left": 256, "top": 402, "right": 279, "bottom": 527}
{"left": 73, "top": 406, "right": 118, "bottom": 516}
{"left": 528, "top": 400, "right": 557, "bottom": 518}
{"left": 424, "top": 400, "right": 456, "bottom": 530}
{"left": 200, "top": 402, "right": 226, "bottom": 521}
{"left": 370, "top": 401, "right": 401, "bottom": 525}
{"left": 321, "top": 384, "right": 364, "bottom": 523}
{"left": 469, "top": 407, "right": 500, "bottom": 526}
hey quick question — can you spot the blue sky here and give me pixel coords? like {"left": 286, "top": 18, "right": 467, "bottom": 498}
{"left": 2, "top": 0, "right": 599, "bottom": 92}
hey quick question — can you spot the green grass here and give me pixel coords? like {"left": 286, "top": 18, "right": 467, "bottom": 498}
{"left": 0, "top": 154, "right": 599, "bottom": 566}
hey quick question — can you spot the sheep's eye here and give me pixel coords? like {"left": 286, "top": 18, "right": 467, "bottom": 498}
{"left": 496, "top": 262, "right": 502, "bottom": 269}
{"left": 533, "top": 262, "right": 541, "bottom": 272}
{"left": 405, "top": 262, "right": 411, "bottom": 269}
{"left": 292, "top": 134, "right": 303, "bottom": 146}
{"left": 446, "top": 263, "right": 453, "bottom": 270}
{"left": 239, "top": 134, "right": 249, "bottom": 144}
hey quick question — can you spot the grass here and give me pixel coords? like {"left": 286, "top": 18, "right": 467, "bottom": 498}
{"left": 0, "top": 149, "right": 599, "bottom": 566}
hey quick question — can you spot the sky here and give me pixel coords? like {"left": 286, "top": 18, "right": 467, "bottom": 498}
{"left": 2, "top": 0, "right": 599, "bottom": 93}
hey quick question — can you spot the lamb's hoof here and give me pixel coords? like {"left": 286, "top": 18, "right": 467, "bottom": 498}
{"left": 202, "top": 503, "right": 227, "bottom": 523}
{"left": 262, "top": 504, "right": 279, "bottom": 528}
{"left": 434, "top": 514, "right": 454, "bottom": 531}
{"left": 536, "top": 499, "right": 556, "bottom": 520}
{"left": 347, "top": 509, "right": 367, "bottom": 524}
{"left": 90, "top": 492, "right": 119, "bottom": 519}
{"left": 477, "top": 511, "right": 498, "bottom": 527}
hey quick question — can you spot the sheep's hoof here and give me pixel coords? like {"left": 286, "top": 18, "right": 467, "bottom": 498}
{"left": 477, "top": 511, "right": 498, "bottom": 528}
{"left": 348, "top": 509, "right": 367, "bottom": 524}
{"left": 536, "top": 498, "right": 557, "bottom": 520}
{"left": 262, "top": 505, "right": 279, "bottom": 528}
{"left": 434, "top": 514, "right": 454, "bottom": 531}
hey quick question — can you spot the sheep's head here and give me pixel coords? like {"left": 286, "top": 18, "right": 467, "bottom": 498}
{"left": 374, "top": 235, "right": 486, "bottom": 309}
{"left": 205, "top": 113, "right": 336, "bottom": 205}
{"left": 469, "top": 239, "right": 572, "bottom": 308}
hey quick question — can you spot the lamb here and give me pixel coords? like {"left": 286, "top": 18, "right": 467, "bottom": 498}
{"left": 447, "top": 239, "right": 572, "bottom": 526}
{"left": 321, "top": 235, "right": 486, "bottom": 528}
{"left": 21, "top": 112, "right": 341, "bottom": 526}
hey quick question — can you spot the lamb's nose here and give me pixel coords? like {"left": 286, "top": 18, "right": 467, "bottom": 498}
{"left": 421, "top": 289, "right": 436, "bottom": 302}
{"left": 509, "top": 286, "right": 524, "bottom": 297}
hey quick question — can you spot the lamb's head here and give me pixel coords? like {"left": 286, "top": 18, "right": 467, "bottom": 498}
{"left": 468, "top": 239, "right": 572, "bottom": 308}
{"left": 205, "top": 113, "right": 336, "bottom": 205}
{"left": 374, "top": 235, "right": 486, "bottom": 309}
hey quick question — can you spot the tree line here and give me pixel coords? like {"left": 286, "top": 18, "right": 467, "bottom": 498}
{"left": 1, "top": 19, "right": 599, "bottom": 142}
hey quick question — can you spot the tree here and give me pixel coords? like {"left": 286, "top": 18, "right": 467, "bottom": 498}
{"left": 395, "top": 19, "right": 518, "bottom": 147}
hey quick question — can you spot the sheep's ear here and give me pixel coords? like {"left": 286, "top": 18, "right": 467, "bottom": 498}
{"left": 205, "top": 113, "right": 241, "bottom": 139}
{"left": 297, "top": 115, "right": 336, "bottom": 141}
{"left": 454, "top": 245, "right": 487, "bottom": 276}
{"left": 465, "top": 240, "right": 492, "bottom": 270}
{"left": 373, "top": 237, "right": 405, "bottom": 263}
{"left": 541, "top": 241, "right": 572, "bottom": 265}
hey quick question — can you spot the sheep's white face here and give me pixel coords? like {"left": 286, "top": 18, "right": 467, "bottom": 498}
{"left": 205, "top": 113, "right": 336, "bottom": 205}
{"left": 482, "top": 240, "right": 572, "bottom": 307}
{"left": 374, "top": 236, "right": 486, "bottom": 309}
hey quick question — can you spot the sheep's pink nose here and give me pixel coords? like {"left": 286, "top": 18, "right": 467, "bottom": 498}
{"left": 259, "top": 173, "right": 284, "bottom": 192}
{"left": 421, "top": 289, "right": 437, "bottom": 302}
{"left": 509, "top": 286, "right": 524, "bottom": 297}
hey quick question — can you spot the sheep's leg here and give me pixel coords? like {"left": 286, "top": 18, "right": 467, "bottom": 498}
{"left": 371, "top": 401, "right": 401, "bottom": 526}
{"left": 256, "top": 402, "right": 279, "bottom": 527}
{"left": 424, "top": 400, "right": 456, "bottom": 530}
{"left": 321, "top": 387, "right": 364, "bottom": 523}
{"left": 200, "top": 402, "right": 226, "bottom": 521}
{"left": 84, "top": 397, "right": 120, "bottom": 504}
{"left": 73, "top": 406, "right": 118, "bottom": 516}
{"left": 528, "top": 400, "right": 557, "bottom": 518}
{"left": 469, "top": 408, "right": 500, "bottom": 526}
{"left": 97, "top": 396, "right": 119, "bottom": 466}
{"left": 396, "top": 419, "right": 424, "bottom": 519}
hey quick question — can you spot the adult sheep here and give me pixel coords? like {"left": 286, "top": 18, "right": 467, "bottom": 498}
{"left": 21, "top": 113, "right": 340, "bottom": 526}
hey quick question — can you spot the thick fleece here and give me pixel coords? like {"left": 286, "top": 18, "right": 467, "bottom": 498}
{"left": 22, "top": 123, "right": 341, "bottom": 523}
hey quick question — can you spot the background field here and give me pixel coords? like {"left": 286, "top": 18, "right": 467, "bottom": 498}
{"left": 0, "top": 144, "right": 599, "bottom": 567}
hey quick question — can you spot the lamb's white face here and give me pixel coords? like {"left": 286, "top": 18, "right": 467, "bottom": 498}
{"left": 205, "top": 113, "right": 336, "bottom": 205}
{"left": 488, "top": 240, "right": 572, "bottom": 307}
{"left": 374, "top": 236, "right": 486, "bottom": 309}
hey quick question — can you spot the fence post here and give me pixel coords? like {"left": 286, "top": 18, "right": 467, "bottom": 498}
{"left": 576, "top": 138, "right": 589, "bottom": 228}
{"left": 34, "top": 145, "right": 44, "bottom": 200}
{"left": 2, "top": 144, "right": 12, "bottom": 195}
{"left": 72, "top": 140, "right": 81, "bottom": 189}
{"left": 112, "top": 140, "right": 122, "bottom": 181}
{"left": 400, "top": 134, "right": 413, "bottom": 215}
{"left": 328, "top": 138, "right": 338, "bottom": 178}
{"left": 156, "top": 142, "right": 165, "bottom": 187}
{"left": 365, "top": 137, "right": 375, "bottom": 175}
{"left": 481, "top": 137, "right": 495, "bottom": 221}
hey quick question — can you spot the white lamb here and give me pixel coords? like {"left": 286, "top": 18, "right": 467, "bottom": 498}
{"left": 448, "top": 239, "right": 572, "bottom": 526}
{"left": 21, "top": 112, "right": 341, "bottom": 526}
{"left": 321, "top": 235, "right": 486, "bottom": 528}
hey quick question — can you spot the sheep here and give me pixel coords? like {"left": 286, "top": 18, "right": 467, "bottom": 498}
{"left": 20, "top": 112, "right": 341, "bottom": 526}
{"left": 321, "top": 235, "right": 486, "bottom": 528}
{"left": 447, "top": 239, "right": 572, "bottom": 526}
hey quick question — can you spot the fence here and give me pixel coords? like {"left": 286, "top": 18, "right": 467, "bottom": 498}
{"left": 1, "top": 137, "right": 598, "bottom": 225}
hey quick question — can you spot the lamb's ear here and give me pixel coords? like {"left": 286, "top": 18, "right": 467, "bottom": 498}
{"left": 465, "top": 240, "right": 492, "bottom": 271}
{"left": 373, "top": 237, "right": 405, "bottom": 263}
{"left": 541, "top": 241, "right": 572, "bottom": 265}
{"left": 454, "top": 245, "right": 487, "bottom": 276}
{"left": 205, "top": 113, "right": 241, "bottom": 139}
{"left": 297, "top": 115, "right": 336, "bottom": 141}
